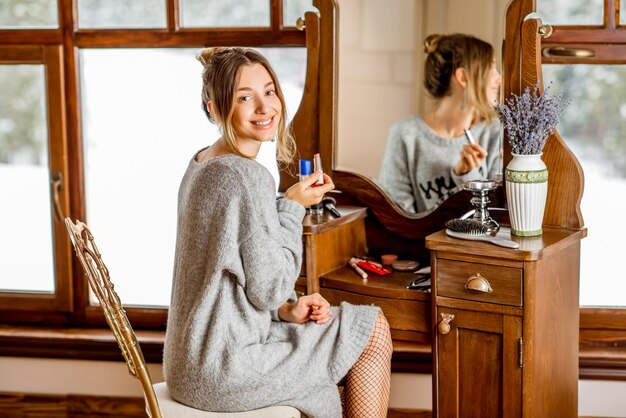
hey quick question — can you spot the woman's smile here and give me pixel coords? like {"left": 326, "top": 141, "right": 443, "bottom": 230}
{"left": 251, "top": 116, "right": 275, "bottom": 128}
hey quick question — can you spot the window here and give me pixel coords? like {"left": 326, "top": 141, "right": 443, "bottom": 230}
{"left": 0, "top": 64, "right": 53, "bottom": 294}
{"left": 80, "top": 47, "right": 305, "bottom": 307}
{"left": 0, "top": 0, "right": 311, "bottom": 325}
{"left": 537, "top": 0, "right": 626, "bottom": 343}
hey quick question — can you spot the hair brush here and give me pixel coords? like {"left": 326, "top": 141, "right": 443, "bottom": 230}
{"left": 445, "top": 219, "right": 519, "bottom": 249}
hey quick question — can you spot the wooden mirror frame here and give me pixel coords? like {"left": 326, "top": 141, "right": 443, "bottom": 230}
{"left": 504, "top": 0, "right": 584, "bottom": 230}
{"left": 281, "top": 0, "right": 584, "bottom": 266}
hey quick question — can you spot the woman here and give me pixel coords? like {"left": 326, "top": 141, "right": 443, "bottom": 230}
{"left": 378, "top": 33, "right": 503, "bottom": 214}
{"left": 163, "top": 47, "right": 392, "bottom": 418}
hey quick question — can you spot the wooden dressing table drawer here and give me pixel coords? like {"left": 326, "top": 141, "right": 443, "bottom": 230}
{"left": 319, "top": 267, "right": 432, "bottom": 344}
{"left": 320, "top": 287, "right": 430, "bottom": 335}
{"left": 436, "top": 258, "right": 523, "bottom": 307}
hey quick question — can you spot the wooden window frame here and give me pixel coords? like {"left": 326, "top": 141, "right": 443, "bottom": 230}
{"left": 0, "top": 45, "right": 72, "bottom": 314}
{"left": 537, "top": 0, "right": 626, "bottom": 378}
{"left": 2, "top": 0, "right": 626, "bottom": 382}
{"left": 0, "top": 0, "right": 305, "bottom": 328}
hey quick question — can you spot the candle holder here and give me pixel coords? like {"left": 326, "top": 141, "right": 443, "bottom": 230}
{"left": 461, "top": 180, "right": 500, "bottom": 232}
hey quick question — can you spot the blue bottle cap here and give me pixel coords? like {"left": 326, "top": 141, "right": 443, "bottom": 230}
{"left": 299, "top": 160, "right": 312, "bottom": 178}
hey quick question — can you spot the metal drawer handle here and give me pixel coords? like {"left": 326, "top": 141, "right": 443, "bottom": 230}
{"left": 51, "top": 172, "right": 66, "bottom": 222}
{"left": 296, "top": 17, "right": 306, "bottom": 31}
{"left": 465, "top": 273, "right": 493, "bottom": 293}
{"left": 438, "top": 313, "right": 455, "bottom": 335}
{"left": 542, "top": 46, "right": 595, "bottom": 58}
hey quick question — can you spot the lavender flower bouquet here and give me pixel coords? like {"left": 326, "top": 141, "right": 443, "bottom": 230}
{"left": 494, "top": 82, "right": 569, "bottom": 155}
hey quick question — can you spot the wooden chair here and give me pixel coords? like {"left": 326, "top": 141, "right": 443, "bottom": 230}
{"left": 64, "top": 218, "right": 301, "bottom": 418}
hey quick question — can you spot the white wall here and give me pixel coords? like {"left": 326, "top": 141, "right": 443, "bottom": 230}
{"left": 1, "top": 357, "right": 625, "bottom": 417}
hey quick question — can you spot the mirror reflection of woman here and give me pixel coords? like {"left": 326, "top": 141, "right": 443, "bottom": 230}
{"left": 163, "top": 47, "right": 392, "bottom": 418}
{"left": 378, "top": 33, "right": 502, "bottom": 214}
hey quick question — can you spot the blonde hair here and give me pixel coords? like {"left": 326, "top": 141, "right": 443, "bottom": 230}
{"left": 423, "top": 33, "right": 496, "bottom": 122}
{"left": 197, "top": 47, "right": 296, "bottom": 164}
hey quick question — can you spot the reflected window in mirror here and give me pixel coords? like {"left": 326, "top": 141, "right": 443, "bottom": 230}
{"left": 542, "top": 65, "right": 626, "bottom": 306}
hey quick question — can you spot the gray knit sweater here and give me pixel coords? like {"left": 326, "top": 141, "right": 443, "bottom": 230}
{"left": 163, "top": 153, "right": 378, "bottom": 418}
{"left": 378, "top": 115, "right": 502, "bottom": 214}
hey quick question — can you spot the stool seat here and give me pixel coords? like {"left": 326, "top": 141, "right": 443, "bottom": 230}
{"left": 152, "top": 382, "right": 301, "bottom": 418}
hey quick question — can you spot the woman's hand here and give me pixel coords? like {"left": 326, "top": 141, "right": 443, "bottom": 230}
{"left": 278, "top": 293, "right": 333, "bottom": 324}
{"left": 454, "top": 143, "right": 487, "bottom": 176}
{"left": 284, "top": 172, "right": 335, "bottom": 208}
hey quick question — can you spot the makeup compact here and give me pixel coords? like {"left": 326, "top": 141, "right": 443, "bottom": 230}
{"left": 381, "top": 254, "right": 398, "bottom": 267}
{"left": 392, "top": 260, "right": 420, "bottom": 272}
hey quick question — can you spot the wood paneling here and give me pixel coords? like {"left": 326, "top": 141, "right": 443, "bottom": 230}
{"left": 0, "top": 393, "right": 434, "bottom": 418}
{"left": 0, "top": 393, "right": 147, "bottom": 418}
{"left": 302, "top": 207, "right": 367, "bottom": 293}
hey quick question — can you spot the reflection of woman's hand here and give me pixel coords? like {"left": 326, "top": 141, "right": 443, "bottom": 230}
{"left": 278, "top": 293, "right": 333, "bottom": 324}
{"left": 284, "top": 172, "right": 335, "bottom": 208}
{"left": 454, "top": 143, "right": 487, "bottom": 175}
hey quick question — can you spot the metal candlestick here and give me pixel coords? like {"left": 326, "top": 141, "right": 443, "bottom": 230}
{"left": 461, "top": 180, "right": 500, "bottom": 232}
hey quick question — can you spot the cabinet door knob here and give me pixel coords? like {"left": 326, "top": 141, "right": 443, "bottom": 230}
{"left": 438, "top": 313, "right": 455, "bottom": 335}
{"left": 465, "top": 273, "right": 493, "bottom": 293}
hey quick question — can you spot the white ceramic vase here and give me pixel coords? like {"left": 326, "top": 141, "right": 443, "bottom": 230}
{"left": 505, "top": 153, "right": 548, "bottom": 236}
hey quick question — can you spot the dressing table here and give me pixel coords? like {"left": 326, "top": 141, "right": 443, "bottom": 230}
{"left": 284, "top": 0, "right": 586, "bottom": 416}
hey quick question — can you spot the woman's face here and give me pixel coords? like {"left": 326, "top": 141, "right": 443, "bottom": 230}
{"left": 486, "top": 59, "right": 502, "bottom": 105}
{"left": 230, "top": 63, "right": 282, "bottom": 151}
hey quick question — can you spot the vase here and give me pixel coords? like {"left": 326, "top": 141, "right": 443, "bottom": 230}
{"left": 505, "top": 153, "right": 548, "bottom": 236}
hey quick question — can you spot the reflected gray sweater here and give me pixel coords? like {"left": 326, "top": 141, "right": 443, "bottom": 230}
{"left": 378, "top": 115, "right": 502, "bottom": 214}
{"left": 163, "top": 153, "right": 378, "bottom": 418}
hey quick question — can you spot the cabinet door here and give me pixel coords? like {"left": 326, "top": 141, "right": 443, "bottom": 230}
{"left": 435, "top": 307, "right": 522, "bottom": 418}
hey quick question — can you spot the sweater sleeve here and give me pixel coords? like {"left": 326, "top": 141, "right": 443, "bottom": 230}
{"left": 239, "top": 195, "right": 306, "bottom": 312}
{"left": 378, "top": 125, "right": 417, "bottom": 213}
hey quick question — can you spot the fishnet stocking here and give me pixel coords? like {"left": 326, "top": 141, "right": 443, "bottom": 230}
{"left": 342, "top": 312, "right": 392, "bottom": 418}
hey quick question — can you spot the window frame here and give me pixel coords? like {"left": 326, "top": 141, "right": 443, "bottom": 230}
{"left": 0, "top": 0, "right": 306, "bottom": 327}
{"left": 0, "top": 44, "right": 72, "bottom": 314}
{"left": 537, "top": 0, "right": 626, "bottom": 368}
{"left": 541, "top": 0, "right": 626, "bottom": 334}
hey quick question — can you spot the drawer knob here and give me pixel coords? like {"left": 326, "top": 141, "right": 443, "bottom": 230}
{"left": 438, "top": 313, "right": 455, "bottom": 335}
{"left": 465, "top": 273, "right": 493, "bottom": 293}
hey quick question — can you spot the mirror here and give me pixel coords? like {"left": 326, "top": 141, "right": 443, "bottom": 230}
{"left": 336, "top": 0, "right": 509, "bottom": 214}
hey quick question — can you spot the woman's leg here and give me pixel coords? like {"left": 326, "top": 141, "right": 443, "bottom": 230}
{"left": 342, "top": 312, "right": 393, "bottom": 418}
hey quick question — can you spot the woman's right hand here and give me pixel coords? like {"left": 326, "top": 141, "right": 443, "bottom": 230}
{"left": 284, "top": 171, "right": 335, "bottom": 208}
{"left": 454, "top": 143, "right": 487, "bottom": 176}
{"left": 278, "top": 293, "right": 333, "bottom": 324}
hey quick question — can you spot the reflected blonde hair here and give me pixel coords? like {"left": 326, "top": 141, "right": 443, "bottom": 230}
{"left": 197, "top": 47, "right": 296, "bottom": 164}
{"left": 423, "top": 33, "right": 496, "bottom": 122}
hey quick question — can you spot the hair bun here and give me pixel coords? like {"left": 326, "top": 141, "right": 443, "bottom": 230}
{"left": 197, "top": 47, "right": 231, "bottom": 67}
{"left": 424, "top": 34, "right": 444, "bottom": 54}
